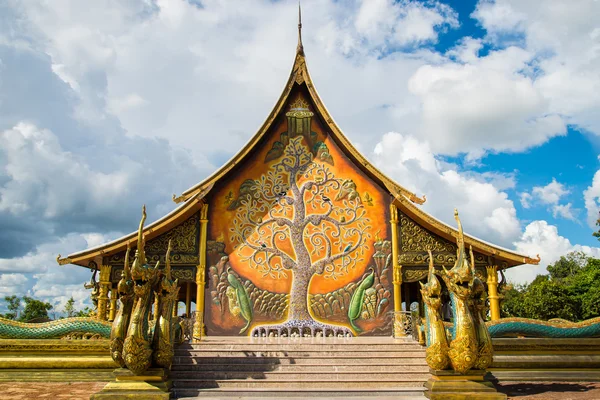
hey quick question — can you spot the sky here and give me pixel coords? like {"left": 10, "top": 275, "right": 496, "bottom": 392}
{"left": 1, "top": 0, "right": 600, "bottom": 315}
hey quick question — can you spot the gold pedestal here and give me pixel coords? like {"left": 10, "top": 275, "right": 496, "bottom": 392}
{"left": 90, "top": 368, "right": 171, "bottom": 399}
{"left": 424, "top": 369, "right": 506, "bottom": 400}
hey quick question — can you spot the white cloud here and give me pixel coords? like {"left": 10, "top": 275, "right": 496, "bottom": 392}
{"left": 471, "top": 0, "right": 526, "bottom": 35}
{"left": 551, "top": 203, "right": 577, "bottom": 222}
{"left": 373, "top": 132, "right": 521, "bottom": 246}
{"left": 520, "top": 192, "right": 532, "bottom": 209}
{"left": 0, "top": 274, "right": 29, "bottom": 297}
{"left": 520, "top": 178, "right": 577, "bottom": 221}
{"left": 0, "top": 232, "right": 120, "bottom": 314}
{"left": 509, "top": 220, "right": 600, "bottom": 284}
{"left": 472, "top": 0, "right": 600, "bottom": 138}
{"left": 532, "top": 178, "right": 569, "bottom": 205}
{"left": 355, "top": 0, "right": 458, "bottom": 47}
{"left": 408, "top": 45, "right": 567, "bottom": 159}
{"left": 584, "top": 169, "right": 600, "bottom": 228}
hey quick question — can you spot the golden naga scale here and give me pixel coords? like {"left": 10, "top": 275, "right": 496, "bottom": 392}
{"left": 110, "top": 206, "right": 182, "bottom": 375}
{"left": 420, "top": 209, "right": 494, "bottom": 375}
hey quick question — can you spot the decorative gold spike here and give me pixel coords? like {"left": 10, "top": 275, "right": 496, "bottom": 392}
{"left": 297, "top": 1, "right": 304, "bottom": 55}
{"left": 165, "top": 239, "right": 172, "bottom": 280}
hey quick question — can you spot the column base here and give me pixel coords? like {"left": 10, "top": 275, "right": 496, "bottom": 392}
{"left": 393, "top": 311, "right": 407, "bottom": 338}
{"left": 424, "top": 369, "right": 506, "bottom": 400}
{"left": 90, "top": 368, "right": 171, "bottom": 400}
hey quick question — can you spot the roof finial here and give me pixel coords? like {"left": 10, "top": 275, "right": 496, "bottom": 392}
{"left": 297, "top": 1, "right": 304, "bottom": 55}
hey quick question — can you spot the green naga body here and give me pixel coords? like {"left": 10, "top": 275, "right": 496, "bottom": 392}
{"left": 227, "top": 272, "right": 253, "bottom": 334}
{"left": 348, "top": 271, "right": 375, "bottom": 333}
{"left": 0, "top": 317, "right": 110, "bottom": 339}
{"left": 420, "top": 250, "right": 450, "bottom": 370}
{"left": 153, "top": 240, "right": 181, "bottom": 369}
{"left": 110, "top": 245, "right": 135, "bottom": 367}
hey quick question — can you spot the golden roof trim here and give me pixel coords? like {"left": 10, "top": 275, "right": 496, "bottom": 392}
{"left": 60, "top": 193, "right": 205, "bottom": 267}
{"left": 392, "top": 194, "right": 538, "bottom": 268}
{"left": 174, "top": 36, "right": 424, "bottom": 206}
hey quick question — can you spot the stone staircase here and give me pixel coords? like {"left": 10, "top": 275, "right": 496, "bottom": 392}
{"left": 171, "top": 336, "right": 428, "bottom": 399}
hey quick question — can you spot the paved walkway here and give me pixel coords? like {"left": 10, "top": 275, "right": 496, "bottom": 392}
{"left": 1, "top": 381, "right": 599, "bottom": 399}
{"left": 0, "top": 382, "right": 105, "bottom": 400}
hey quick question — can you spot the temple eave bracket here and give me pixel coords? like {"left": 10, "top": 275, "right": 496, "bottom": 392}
{"left": 56, "top": 254, "right": 72, "bottom": 266}
{"left": 524, "top": 254, "right": 541, "bottom": 265}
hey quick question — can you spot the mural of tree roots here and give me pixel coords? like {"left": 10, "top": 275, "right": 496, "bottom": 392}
{"left": 208, "top": 135, "right": 393, "bottom": 337}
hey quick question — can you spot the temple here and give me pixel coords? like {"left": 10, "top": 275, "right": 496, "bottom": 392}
{"left": 56, "top": 11, "right": 539, "bottom": 340}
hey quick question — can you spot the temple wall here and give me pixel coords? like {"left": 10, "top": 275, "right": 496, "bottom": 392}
{"left": 203, "top": 92, "right": 394, "bottom": 336}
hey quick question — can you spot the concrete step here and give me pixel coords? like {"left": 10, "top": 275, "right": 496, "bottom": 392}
{"left": 172, "top": 378, "right": 427, "bottom": 389}
{"left": 175, "top": 355, "right": 427, "bottom": 366}
{"left": 171, "top": 363, "right": 428, "bottom": 372}
{"left": 173, "top": 387, "right": 426, "bottom": 399}
{"left": 172, "top": 337, "right": 429, "bottom": 397}
{"left": 176, "top": 350, "right": 426, "bottom": 357}
{"left": 170, "top": 371, "right": 431, "bottom": 380}
{"left": 182, "top": 343, "right": 423, "bottom": 351}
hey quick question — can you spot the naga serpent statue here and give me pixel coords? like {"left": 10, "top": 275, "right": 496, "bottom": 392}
{"left": 421, "top": 209, "right": 495, "bottom": 375}
{"left": 122, "top": 205, "right": 160, "bottom": 374}
{"left": 152, "top": 239, "right": 180, "bottom": 369}
{"left": 468, "top": 246, "right": 493, "bottom": 370}
{"left": 110, "top": 244, "right": 134, "bottom": 367}
{"left": 440, "top": 210, "right": 478, "bottom": 374}
{"left": 420, "top": 249, "right": 450, "bottom": 370}
{"left": 106, "top": 205, "right": 184, "bottom": 375}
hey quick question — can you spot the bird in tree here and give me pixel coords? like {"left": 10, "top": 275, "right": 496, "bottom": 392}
{"left": 230, "top": 137, "right": 371, "bottom": 336}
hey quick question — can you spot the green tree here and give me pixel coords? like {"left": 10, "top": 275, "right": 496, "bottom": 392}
{"left": 19, "top": 296, "right": 53, "bottom": 322}
{"left": 547, "top": 252, "right": 586, "bottom": 280}
{"left": 63, "top": 297, "right": 76, "bottom": 318}
{"left": 520, "top": 278, "right": 579, "bottom": 321}
{"left": 0, "top": 295, "right": 21, "bottom": 320}
{"left": 74, "top": 307, "right": 93, "bottom": 317}
{"left": 499, "top": 283, "right": 525, "bottom": 318}
{"left": 593, "top": 211, "right": 600, "bottom": 241}
{"left": 568, "top": 258, "right": 600, "bottom": 319}
{"left": 500, "top": 252, "right": 600, "bottom": 322}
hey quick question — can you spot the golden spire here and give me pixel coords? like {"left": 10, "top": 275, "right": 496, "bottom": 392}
{"left": 297, "top": 1, "right": 304, "bottom": 55}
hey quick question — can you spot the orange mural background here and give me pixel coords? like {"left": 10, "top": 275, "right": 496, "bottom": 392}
{"left": 208, "top": 96, "right": 389, "bottom": 294}
{"left": 205, "top": 92, "right": 393, "bottom": 335}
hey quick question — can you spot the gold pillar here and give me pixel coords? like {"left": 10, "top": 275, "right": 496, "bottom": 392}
{"left": 193, "top": 203, "right": 209, "bottom": 342}
{"left": 173, "top": 301, "right": 178, "bottom": 317}
{"left": 108, "top": 287, "right": 117, "bottom": 322}
{"left": 186, "top": 282, "right": 192, "bottom": 317}
{"left": 97, "top": 265, "right": 112, "bottom": 321}
{"left": 486, "top": 265, "right": 501, "bottom": 321}
{"left": 390, "top": 203, "right": 405, "bottom": 337}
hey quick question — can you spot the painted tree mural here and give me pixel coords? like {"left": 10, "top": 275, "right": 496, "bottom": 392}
{"left": 229, "top": 136, "right": 372, "bottom": 336}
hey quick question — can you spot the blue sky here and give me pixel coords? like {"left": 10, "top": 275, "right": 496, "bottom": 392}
{"left": 1, "top": 0, "right": 600, "bottom": 313}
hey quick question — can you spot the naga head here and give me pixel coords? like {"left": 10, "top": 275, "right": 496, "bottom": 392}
{"left": 420, "top": 250, "right": 443, "bottom": 310}
{"left": 117, "top": 244, "right": 134, "bottom": 297}
{"left": 441, "top": 209, "right": 474, "bottom": 299}
{"left": 131, "top": 205, "right": 158, "bottom": 296}
{"left": 157, "top": 240, "right": 179, "bottom": 301}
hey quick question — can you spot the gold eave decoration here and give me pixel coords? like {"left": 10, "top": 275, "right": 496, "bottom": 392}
{"left": 392, "top": 193, "right": 539, "bottom": 268}
{"left": 59, "top": 193, "right": 206, "bottom": 267}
